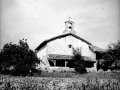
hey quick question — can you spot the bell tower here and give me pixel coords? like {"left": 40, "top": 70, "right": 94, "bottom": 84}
{"left": 63, "top": 17, "right": 76, "bottom": 34}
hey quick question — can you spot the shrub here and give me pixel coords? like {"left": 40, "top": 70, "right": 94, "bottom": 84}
{"left": 72, "top": 48, "right": 87, "bottom": 74}
{"left": 0, "top": 39, "right": 40, "bottom": 76}
{"left": 102, "top": 40, "right": 120, "bottom": 70}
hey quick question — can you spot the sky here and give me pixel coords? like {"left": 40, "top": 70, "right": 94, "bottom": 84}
{"left": 0, "top": 0, "right": 120, "bottom": 50}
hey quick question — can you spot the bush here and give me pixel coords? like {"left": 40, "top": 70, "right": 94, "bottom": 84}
{"left": 0, "top": 39, "right": 40, "bottom": 76}
{"left": 102, "top": 40, "right": 120, "bottom": 70}
{"left": 72, "top": 48, "right": 87, "bottom": 74}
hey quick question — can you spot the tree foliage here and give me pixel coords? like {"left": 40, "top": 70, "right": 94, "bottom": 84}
{"left": 0, "top": 39, "right": 40, "bottom": 76}
{"left": 72, "top": 48, "right": 87, "bottom": 74}
{"left": 102, "top": 40, "right": 120, "bottom": 70}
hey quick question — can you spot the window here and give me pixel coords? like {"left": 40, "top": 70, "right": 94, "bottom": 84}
{"left": 68, "top": 44, "right": 72, "bottom": 48}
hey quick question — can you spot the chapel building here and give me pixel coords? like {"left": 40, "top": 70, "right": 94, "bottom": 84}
{"left": 35, "top": 19, "right": 104, "bottom": 72}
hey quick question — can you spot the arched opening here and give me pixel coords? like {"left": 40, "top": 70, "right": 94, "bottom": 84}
{"left": 49, "top": 60, "right": 54, "bottom": 66}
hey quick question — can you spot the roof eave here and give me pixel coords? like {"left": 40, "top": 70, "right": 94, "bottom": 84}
{"left": 35, "top": 33, "right": 92, "bottom": 51}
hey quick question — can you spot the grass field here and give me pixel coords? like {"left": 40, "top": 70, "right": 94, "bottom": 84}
{"left": 37, "top": 71, "right": 120, "bottom": 79}
{"left": 0, "top": 71, "right": 120, "bottom": 90}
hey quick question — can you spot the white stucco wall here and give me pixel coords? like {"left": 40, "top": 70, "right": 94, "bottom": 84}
{"left": 70, "top": 36, "right": 96, "bottom": 60}
{"left": 36, "top": 45, "right": 50, "bottom": 70}
{"left": 47, "top": 37, "right": 73, "bottom": 55}
{"left": 47, "top": 35, "right": 96, "bottom": 60}
{"left": 36, "top": 35, "right": 96, "bottom": 70}
{"left": 37, "top": 46, "right": 47, "bottom": 59}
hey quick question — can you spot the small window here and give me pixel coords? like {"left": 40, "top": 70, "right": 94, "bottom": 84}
{"left": 68, "top": 44, "right": 72, "bottom": 48}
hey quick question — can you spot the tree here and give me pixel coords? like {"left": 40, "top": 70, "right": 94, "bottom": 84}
{"left": 0, "top": 39, "right": 40, "bottom": 76}
{"left": 72, "top": 48, "right": 87, "bottom": 74}
{"left": 102, "top": 40, "right": 120, "bottom": 70}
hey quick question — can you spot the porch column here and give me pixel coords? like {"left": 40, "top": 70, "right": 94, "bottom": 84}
{"left": 65, "top": 61, "right": 68, "bottom": 67}
{"left": 93, "top": 62, "right": 97, "bottom": 71}
{"left": 52, "top": 60, "right": 56, "bottom": 67}
{"left": 54, "top": 60, "right": 56, "bottom": 67}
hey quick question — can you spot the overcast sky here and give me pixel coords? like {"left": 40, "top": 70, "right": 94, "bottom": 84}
{"left": 0, "top": 0, "right": 120, "bottom": 50}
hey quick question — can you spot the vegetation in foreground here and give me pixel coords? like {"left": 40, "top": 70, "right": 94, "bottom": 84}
{"left": 0, "top": 72, "right": 120, "bottom": 90}
{"left": 36, "top": 71, "right": 120, "bottom": 79}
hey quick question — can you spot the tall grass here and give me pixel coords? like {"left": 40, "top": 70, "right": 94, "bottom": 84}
{"left": 0, "top": 74, "right": 120, "bottom": 90}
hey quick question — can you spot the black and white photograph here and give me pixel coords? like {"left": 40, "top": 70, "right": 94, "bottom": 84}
{"left": 0, "top": 0, "right": 120, "bottom": 89}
